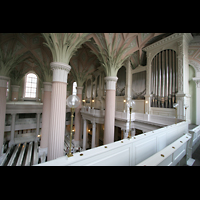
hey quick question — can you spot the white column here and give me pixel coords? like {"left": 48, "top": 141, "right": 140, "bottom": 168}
{"left": 104, "top": 76, "right": 118, "bottom": 144}
{"left": 176, "top": 35, "right": 192, "bottom": 120}
{"left": 91, "top": 121, "right": 96, "bottom": 148}
{"left": 125, "top": 58, "right": 132, "bottom": 100}
{"left": 83, "top": 119, "right": 87, "bottom": 150}
{"left": 36, "top": 113, "right": 41, "bottom": 140}
{"left": 193, "top": 77, "right": 200, "bottom": 125}
{"left": 9, "top": 113, "right": 16, "bottom": 147}
{"left": 48, "top": 62, "right": 71, "bottom": 161}
{"left": 131, "top": 128, "right": 136, "bottom": 137}
{"left": 123, "top": 129, "right": 129, "bottom": 139}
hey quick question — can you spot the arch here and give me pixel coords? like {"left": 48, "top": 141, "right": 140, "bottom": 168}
{"left": 23, "top": 71, "right": 39, "bottom": 99}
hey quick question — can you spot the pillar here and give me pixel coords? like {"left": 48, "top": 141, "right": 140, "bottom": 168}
{"left": 40, "top": 82, "right": 52, "bottom": 149}
{"left": 176, "top": 35, "right": 192, "bottom": 121}
{"left": 9, "top": 113, "right": 16, "bottom": 147}
{"left": 122, "top": 129, "right": 128, "bottom": 139}
{"left": 125, "top": 58, "right": 132, "bottom": 100}
{"left": 0, "top": 76, "right": 9, "bottom": 156}
{"left": 36, "top": 113, "right": 41, "bottom": 140}
{"left": 82, "top": 119, "right": 87, "bottom": 150}
{"left": 91, "top": 121, "right": 96, "bottom": 148}
{"left": 131, "top": 128, "right": 136, "bottom": 137}
{"left": 11, "top": 85, "right": 20, "bottom": 101}
{"left": 41, "top": 88, "right": 44, "bottom": 102}
{"left": 104, "top": 76, "right": 118, "bottom": 144}
{"left": 193, "top": 77, "right": 200, "bottom": 125}
{"left": 73, "top": 86, "right": 83, "bottom": 147}
{"left": 48, "top": 62, "right": 71, "bottom": 161}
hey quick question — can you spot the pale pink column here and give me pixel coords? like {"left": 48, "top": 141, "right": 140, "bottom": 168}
{"left": 11, "top": 85, "right": 20, "bottom": 101}
{"left": 104, "top": 76, "right": 118, "bottom": 145}
{"left": 73, "top": 86, "right": 83, "bottom": 147}
{"left": 0, "top": 76, "right": 9, "bottom": 156}
{"left": 40, "top": 82, "right": 52, "bottom": 149}
{"left": 47, "top": 62, "right": 71, "bottom": 161}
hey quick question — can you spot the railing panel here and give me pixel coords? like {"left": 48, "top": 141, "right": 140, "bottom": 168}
{"left": 36, "top": 121, "right": 188, "bottom": 166}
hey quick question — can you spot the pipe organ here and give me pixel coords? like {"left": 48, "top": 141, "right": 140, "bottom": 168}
{"left": 151, "top": 49, "right": 178, "bottom": 108}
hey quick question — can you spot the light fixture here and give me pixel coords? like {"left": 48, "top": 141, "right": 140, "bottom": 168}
{"left": 66, "top": 95, "right": 80, "bottom": 157}
{"left": 173, "top": 102, "right": 179, "bottom": 124}
{"left": 126, "top": 99, "right": 135, "bottom": 138}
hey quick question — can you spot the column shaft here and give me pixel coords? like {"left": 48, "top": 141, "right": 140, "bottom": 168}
{"left": 92, "top": 122, "right": 96, "bottom": 148}
{"left": 47, "top": 62, "right": 71, "bottom": 161}
{"left": 9, "top": 113, "right": 16, "bottom": 147}
{"left": 40, "top": 82, "right": 52, "bottom": 149}
{"left": 11, "top": 85, "right": 20, "bottom": 101}
{"left": 74, "top": 86, "right": 83, "bottom": 146}
{"left": 36, "top": 113, "right": 41, "bottom": 140}
{"left": 0, "top": 76, "right": 9, "bottom": 156}
{"left": 48, "top": 82, "right": 67, "bottom": 160}
{"left": 83, "top": 119, "right": 87, "bottom": 150}
{"left": 104, "top": 76, "right": 118, "bottom": 145}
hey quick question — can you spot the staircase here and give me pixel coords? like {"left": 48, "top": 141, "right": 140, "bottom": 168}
{"left": 0, "top": 141, "right": 38, "bottom": 166}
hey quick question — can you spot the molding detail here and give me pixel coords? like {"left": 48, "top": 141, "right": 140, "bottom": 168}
{"left": 50, "top": 62, "right": 71, "bottom": 83}
{"left": 143, "top": 33, "right": 192, "bottom": 51}
{"left": 189, "top": 59, "right": 200, "bottom": 72}
{"left": 0, "top": 76, "right": 10, "bottom": 88}
{"left": 43, "top": 82, "right": 52, "bottom": 92}
{"left": 192, "top": 77, "right": 200, "bottom": 88}
{"left": 104, "top": 76, "right": 118, "bottom": 90}
{"left": 11, "top": 85, "right": 20, "bottom": 92}
{"left": 77, "top": 86, "right": 83, "bottom": 95}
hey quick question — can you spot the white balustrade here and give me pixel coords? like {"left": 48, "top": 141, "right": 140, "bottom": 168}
{"left": 36, "top": 121, "right": 188, "bottom": 166}
{"left": 186, "top": 125, "right": 200, "bottom": 165}
{"left": 137, "top": 134, "right": 191, "bottom": 166}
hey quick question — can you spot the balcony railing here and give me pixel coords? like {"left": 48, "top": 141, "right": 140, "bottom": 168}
{"left": 36, "top": 121, "right": 188, "bottom": 166}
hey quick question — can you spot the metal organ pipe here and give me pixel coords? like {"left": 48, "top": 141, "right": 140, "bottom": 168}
{"left": 151, "top": 49, "right": 177, "bottom": 108}
{"left": 158, "top": 53, "right": 162, "bottom": 107}
{"left": 165, "top": 50, "right": 169, "bottom": 108}
{"left": 168, "top": 50, "right": 172, "bottom": 108}
{"left": 155, "top": 55, "right": 158, "bottom": 107}
{"left": 161, "top": 51, "right": 165, "bottom": 108}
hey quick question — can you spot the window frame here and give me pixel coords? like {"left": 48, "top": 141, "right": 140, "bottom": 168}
{"left": 72, "top": 82, "right": 77, "bottom": 95}
{"left": 23, "top": 71, "right": 39, "bottom": 100}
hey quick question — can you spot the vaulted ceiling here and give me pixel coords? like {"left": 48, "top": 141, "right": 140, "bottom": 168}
{"left": 0, "top": 33, "right": 199, "bottom": 83}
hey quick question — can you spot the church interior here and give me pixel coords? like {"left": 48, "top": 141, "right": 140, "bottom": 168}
{"left": 0, "top": 33, "right": 200, "bottom": 166}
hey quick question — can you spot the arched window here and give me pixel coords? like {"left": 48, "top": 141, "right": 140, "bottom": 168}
{"left": 72, "top": 82, "right": 77, "bottom": 95}
{"left": 24, "top": 73, "right": 38, "bottom": 98}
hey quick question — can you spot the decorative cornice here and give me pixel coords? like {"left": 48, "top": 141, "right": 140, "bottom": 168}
{"left": 0, "top": 76, "right": 10, "bottom": 88}
{"left": 50, "top": 62, "right": 71, "bottom": 83}
{"left": 11, "top": 85, "right": 20, "bottom": 92}
{"left": 104, "top": 76, "right": 118, "bottom": 90}
{"left": 143, "top": 33, "right": 193, "bottom": 52}
{"left": 192, "top": 77, "right": 200, "bottom": 88}
{"left": 43, "top": 82, "right": 52, "bottom": 92}
{"left": 189, "top": 59, "right": 200, "bottom": 72}
{"left": 50, "top": 62, "right": 71, "bottom": 72}
{"left": 77, "top": 87, "right": 83, "bottom": 95}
